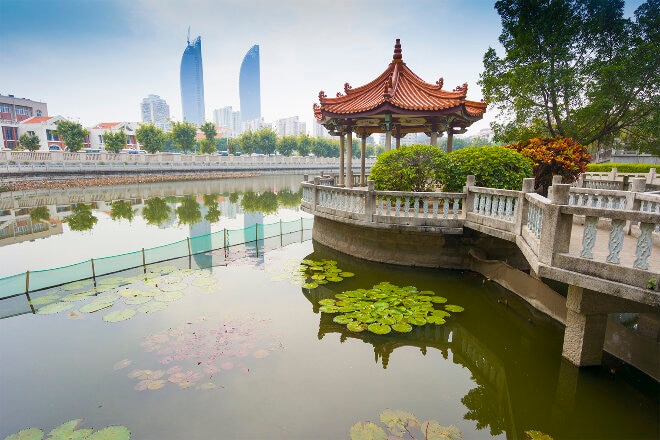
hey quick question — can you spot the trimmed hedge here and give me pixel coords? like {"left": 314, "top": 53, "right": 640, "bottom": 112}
{"left": 586, "top": 163, "right": 656, "bottom": 173}
{"left": 369, "top": 144, "right": 449, "bottom": 192}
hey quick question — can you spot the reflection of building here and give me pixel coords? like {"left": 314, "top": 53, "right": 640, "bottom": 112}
{"left": 0, "top": 207, "right": 63, "bottom": 246}
{"left": 180, "top": 33, "right": 206, "bottom": 126}
{"left": 239, "top": 45, "right": 261, "bottom": 122}
{"left": 140, "top": 94, "right": 171, "bottom": 131}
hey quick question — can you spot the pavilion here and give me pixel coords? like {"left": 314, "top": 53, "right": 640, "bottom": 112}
{"left": 313, "top": 39, "right": 487, "bottom": 187}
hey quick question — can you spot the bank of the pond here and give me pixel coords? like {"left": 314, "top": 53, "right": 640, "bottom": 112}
{"left": 0, "top": 172, "right": 261, "bottom": 192}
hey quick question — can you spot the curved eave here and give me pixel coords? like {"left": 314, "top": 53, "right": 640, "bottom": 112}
{"left": 319, "top": 102, "right": 483, "bottom": 121}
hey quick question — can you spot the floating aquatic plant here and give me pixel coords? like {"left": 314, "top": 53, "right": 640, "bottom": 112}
{"left": 103, "top": 309, "right": 136, "bottom": 323}
{"left": 350, "top": 409, "right": 461, "bottom": 440}
{"left": 4, "top": 419, "right": 130, "bottom": 440}
{"left": 270, "top": 258, "right": 354, "bottom": 288}
{"left": 318, "top": 282, "right": 464, "bottom": 335}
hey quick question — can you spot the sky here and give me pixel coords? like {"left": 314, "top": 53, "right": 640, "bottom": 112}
{"left": 0, "top": 0, "right": 646, "bottom": 137}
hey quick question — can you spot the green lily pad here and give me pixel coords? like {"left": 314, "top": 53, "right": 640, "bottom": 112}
{"left": 79, "top": 298, "right": 116, "bottom": 313}
{"left": 407, "top": 316, "right": 427, "bottom": 326}
{"left": 29, "top": 294, "right": 61, "bottom": 306}
{"left": 349, "top": 421, "right": 387, "bottom": 440}
{"left": 347, "top": 321, "right": 367, "bottom": 332}
{"left": 87, "top": 425, "right": 131, "bottom": 440}
{"left": 137, "top": 302, "right": 167, "bottom": 314}
{"left": 124, "top": 296, "right": 152, "bottom": 305}
{"left": 103, "top": 309, "right": 136, "bottom": 323}
{"left": 444, "top": 305, "right": 464, "bottom": 313}
{"left": 4, "top": 427, "right": 44, "bottom": 440}
{"left": 339, "top": 272, "right": 355, "bottom": 277}
{"left": 391, "top": 322, "right": 413, "bottom": 333}
{"left": 429, "top": 296, "right": 448, "bottom": 303}
{"left": 160, "top": 282, "right": 187, "bottom": 292}
{"left": 47, "top": 419, "right": 83, "bottom": 438}
{"left": 154, "top": 291, "right": 184, "bottom": 302}
{"left": 333, "top": 315, "right": 354, "bottom": 325}
{"left": 318, "top": 299, "right": 336, "bottom": 306}
{"left": 61, "top": 291, "right": 96, "bottom": 302}
{"left": 326, "top": 276, "right": 344, "bottom": 282}
{"left": 319, "top": 305, "right": 340, "bottom": 313}
{"left": 302, "top": 282, "right": 319, "bottom": 289}
{"left": 37, "top": 301, "right": 76, "bottom": 315}
{"left": 367, "top": 323, "right": 391, "bottom": 334}
{"left": 425, "top": 315, "right": 446, "bottom": 325}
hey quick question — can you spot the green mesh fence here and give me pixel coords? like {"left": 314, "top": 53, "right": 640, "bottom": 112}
{"left": 0, "top": 217, "right": 313, "bottom": 299}
{"left": 29, "top": 260, "right": 94, "bottom": 292}
{"left": 94, "top": 250, "right": 144, "bottom": 276}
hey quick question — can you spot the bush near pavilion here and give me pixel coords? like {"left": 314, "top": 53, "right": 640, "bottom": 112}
{"left": 504, "top": 137, "right": 591, "bottom": 196}
{"left": 369, "top": 144, "right": 449, "bottom": 192}
{"left": 441, "top": 146, "right": 533, "bottom": 192}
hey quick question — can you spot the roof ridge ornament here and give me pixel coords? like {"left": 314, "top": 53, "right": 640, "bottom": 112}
{"left": 453, "top": 83, "right": 468, "bottom": 94}
{"left": 436, "top": 78, "right": 444, "bottom": 89}
{"left": 344, "top": 83, "right": 352, "bottom": 94}
{"left": 318, "top": 91, "right": 327, "bottom": 100}
{"left": 392, "top": 38, "right": 402, "bottom": 62}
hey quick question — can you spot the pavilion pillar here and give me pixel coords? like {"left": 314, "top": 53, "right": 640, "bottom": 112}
{"left": 360, "top": 131, "right": 367, "bottom": 186}
{"left": 346, "top": 130, "right": 353, "bottom": 188}
{"left": 385, "top": 131, "right": 392, "bottom": 151}
{"left": 395, "top": 136, "right": 401, "bottom": 149}
{"left": 430, "top": 132, "right": 438, "bottom": 146}
{"left": 339, "top": 133, "right": 345, "bottom": 187}
{"left": 446, "top": 130, "right": 454, "bottom": 153}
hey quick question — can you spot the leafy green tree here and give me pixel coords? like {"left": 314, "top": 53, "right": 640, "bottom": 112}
{"left": 480, "top": 0, "right": 659, "bottom": 154}
{"left": 227, "top": 138, "right": 239, "bottom": 155}
{"left": 297, "top": 133, "right": 313, "bottom": 156}
{"left": 256, "top": 128, "right": 277, "bottom": 155}
{"left": 55, "top": 120, "right": 88, "bottom": 152}
{"left": 277, "top": 135, "right": 298, "bottom": 156}
{"left": 369, "top": 144, "right": 449, "bottom": 192}
{"left": 237, "top": 130, "right": 257, "bottom": 155}
{"left": 215, "top": 137, "right": 228, "bottom": 151}
{"left": 18, "top": 133, "right": 41, "bottom": 151}
{"left": 142, "top": 197, "right": 171, "bottom": 225}
{"left": 170, "top": 121, "right": 197, "bottom": 153}
{"left": 199, "top": 138, "right": 217, "bottom": 155}
{"left": 103, "top": 130, "right": 126, "bottom": 153}
{"left": 136, "top": 123, "right": 166, "bottom": 154}
{"left": 241, "top": 191, "right": 279, "bottom": 214}
{"left": 443, "top": 146, "right": 533, "bottom": 192}
{"left": 200, "top": 121, "right": 217, "bottom": 141}
{"left": 312, "top": 137, "right": 340, "bottom": 157}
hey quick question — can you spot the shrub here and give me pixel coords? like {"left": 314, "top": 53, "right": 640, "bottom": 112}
{"left": 442, "top": 146, "right": 533, "bottom": 192}
{"left": 369, "top": 144, "right": 449, "bottom": 192}
{"left": 505, "top": 137, "right": 591, "bottom": 196}
{"left": 586, "top": 163, "right": 655, "bottom": 173}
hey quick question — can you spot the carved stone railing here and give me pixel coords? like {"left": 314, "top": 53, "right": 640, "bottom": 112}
{"left": 574, "top": 168, "right": 658, "bottom": 191}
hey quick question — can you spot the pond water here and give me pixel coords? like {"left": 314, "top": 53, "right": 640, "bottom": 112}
{"left": 0, "top": 176, "right": 657, "bottom": 439}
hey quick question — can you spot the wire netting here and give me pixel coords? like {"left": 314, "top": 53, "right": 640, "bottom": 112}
{"left": 29, "top": 260, "right": 94, "bottom": 292}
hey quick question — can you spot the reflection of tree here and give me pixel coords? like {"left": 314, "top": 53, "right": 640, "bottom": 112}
{"left": 461, "top": 381, "right": 506, "bottom": 436}
{"left": 240, "top": 191, "right": 278, "bottom": 214}
{"left": 202, "top": 193, "right": 222, "bottom": 223}
{"left": 110, "top": 200, "right": 135, "bottom": 221}
{"left": 229, "top": 192, "right": 239, "bottom": 204}
{"left": 142, "top": 197, "right": 171, "bottom": 226}
{"left": 29, "top": 206, "right": 50, "bottom": 222}
{"left": 277, "top": 188, "right": 302, "bottom": 208}
{"left": 176, "top": 195, "right": 202, "bottom": 225}
{"left": 66, "top": 204, "right": 98, "bottom": 231}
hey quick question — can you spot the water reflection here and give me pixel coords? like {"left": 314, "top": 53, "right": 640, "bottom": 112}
{"left": 66, "top": 204, "right": 98, "bottom": 231}
{"left": 142, "top": 197, "right": 171, "bottom": 226}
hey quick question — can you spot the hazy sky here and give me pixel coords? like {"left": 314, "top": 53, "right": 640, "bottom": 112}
{"left": 0, "top": 0, "right": 645, "bottom": 136}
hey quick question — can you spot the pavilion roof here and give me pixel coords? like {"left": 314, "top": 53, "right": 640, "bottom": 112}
{"left": 313, "top": 39, "right": 486, "bottom": 134}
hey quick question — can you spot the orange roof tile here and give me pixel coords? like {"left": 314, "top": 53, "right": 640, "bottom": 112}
{"left": 20, "top": 116, "right": 52, "bottom": 124}
{"left": 314, "top": 39, "right": 486, "bottom": 120}
{"left": 93, "top": 122, "right": 121, "bottom": 129}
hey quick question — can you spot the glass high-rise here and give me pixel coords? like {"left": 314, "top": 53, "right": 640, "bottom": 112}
{"left": 180, "top": 35, "right": 205, "bottom": 126}
{"left": 239, "top": 45, "right": 261, "bottom": 122}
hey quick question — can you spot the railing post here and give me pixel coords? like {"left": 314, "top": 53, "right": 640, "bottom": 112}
{"left": 647, "top": 168, "right": 656, "bottom": 184}
{"left": 365, "top": 180, "right": 375, "bottom": 221}
{"left": 518, "top": 178, "right": 536, "bottom": 235}
{"left": 313, "top": 177, "right": 320, "bottom": 213}
{"left": 538, "top": 183, "right": 572, "bottom": 265}
{"left": 463, "top": 175, "right": 476, "bottom": 218}
{"left": 625, "top": 178, "right": 646, "bottom": 234}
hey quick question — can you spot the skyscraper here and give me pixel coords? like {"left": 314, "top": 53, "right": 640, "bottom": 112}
{"left": 140, "top": 94, "right": 171, "bottom": 130}
{"left": 239, "top": 45, "right": 261, "bottom": 122}
{"left": 180, "top": 33, "right": 205, "bottom": 126}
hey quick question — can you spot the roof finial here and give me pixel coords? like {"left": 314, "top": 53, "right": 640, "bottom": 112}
{"left": 393, "top": 38, "right": 402, "bottom": 61}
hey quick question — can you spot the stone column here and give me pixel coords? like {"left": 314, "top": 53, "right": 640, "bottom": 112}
{"left": 339, "top": 133, "right": 345, "bottom": 187}
{"left": 365, "top": 180, "right": 375, "bottom": 221}
{"left": 430, "top": 132, "right": 438, "bottom": 146}
{"left": 360, "top": 133, "right": 367, "bottom": 186}
{"left": 562, "top": 286, "right": 608, "bottom": 366}
{"left": 385, "top": 131, "right": 392, "bottom": 151}
{"left": 538, "top": 183, "right": 572, "bottom": 265}
{"left": 446, "top": 130, "right": 454, "bottom": 152}
{"left": 346, "top": 130, "right": 353, "bottom": 188}
{"left": 395, "top": 136, "right": 401, "bottom": 149}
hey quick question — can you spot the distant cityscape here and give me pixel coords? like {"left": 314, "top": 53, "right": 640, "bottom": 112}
{"left": 0, "top": 31, "right": 494, "bottom": 151}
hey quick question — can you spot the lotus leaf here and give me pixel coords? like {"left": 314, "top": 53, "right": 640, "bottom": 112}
{"left": 432, "top": 310, "right": 451, "bottom": 318}
{"left": 103, "top": 309, "right": 136, "bottom": 323}
{"left": 426, "top": 315, "right": 446, "bottom": 325}
{"left": 391, "top": 322, "right": 413, "bottom": 333}
{"left": 113, "top": 359, "right": 132, "bottom": 370}
{"left": 326, "top": 276, "right": 343, "bottom": 282}
{"left": 197, "top": 382, "right": 218, "bottom": 390}
{"left": 332, "top": 315, "right": 354, "bottom": 325}
{"left": 407, "top": 316, "right": 427, "bottom": 326}
{"left": 86, "top": 425, "right": 131, "bottom": 440}
{"left": 418, "top": 290, "right": 435, "bottom": 296}
{"left": 61, "top": 280, "right": 93, "bottom": 291}
{"left": 155, "top": 291, "right": 184, "bottom": 302}
{"left": 339, "top": 272, "right": 355, "bottom": 277}
{"left": 67, "top": 429, "right": 93, "bottom": 440}
{"left": 311, "top": 274, "right": 326, "bottom": 280}
{"left": 29, "top": 294, "right": 61, "bottom": 306}
{"left": 47, "top": 419, "right": 83, "bottom": 439}
{"left": 318, "top": 305, "right": 340, "bottom": 313}
{"left": 430, "top": 296, "right": 448, "bottom": 303}
{"left": 37, "top": 301, "right": 76, "bottom": 315}
{"left": 335, "top": 293, "right": 349, "bottom": 300}
{"left": 525, "top": 430, "right": 554, "bottom": 440}
{"left": 79, "top": 299, "right": 115, "bottom": 313}
{"left": 4, "top": 427, "right": 44, "bottom": 440}
{"left": 124, "top": 296, "right": 152, "bottom": 305}
{"left": 380, "top": 409, "right": 420, "bottom": 435}
{"left": 349, "top": 422, "right": 387, "bottom": 440}
{"left": 318, "top": 299, "right": 336, "bottom": 306}
{"left": 61, "top": 291, "right": 95, "bottom": 302}
{"left": 378, "top": 317, "right": 396, "bottom": 325}
{"left": 118, "top": 288, "right": 150, "bottom": 298}
{"left": 421, "top": 420, "right": 462, "bottom": 440}
{"left": 137, "top": 302, "right": 167, "bottom": 314}
{"left": 444, "top": 305, "right": 464, "bottom": 313}
{"left": 367, "top": 323, "right": 391, "bottom": 334}
{"left": 347, "top": 321, "right": 367, "bottom": 332}
{"left": 302, "top": 282, "right": 319, "bottom": 289}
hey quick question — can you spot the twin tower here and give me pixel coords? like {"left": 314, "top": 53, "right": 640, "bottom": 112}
{"left": 180, "top": 33, "right": 261, "bottom": 126}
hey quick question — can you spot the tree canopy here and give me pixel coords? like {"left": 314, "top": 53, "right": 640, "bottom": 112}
{"left": 102, "top": 130, "right": 126, "bottom": 153}
{"left": 55, "top": 120, "right": 88, "bottom": 152}
{"left": 136, "top": 123, "right": 166, "bottom": 154}
{"left": 480, "top": 0, "right": 659, "bottom": 154}
{"left": 200, "top": 121, "right": 217, "bottom": 141}
{"left": 18, "top": 133, "right": 40, "bottom": 151}
{"left": 169, "top": 121, "right": 197, "bottom": 153}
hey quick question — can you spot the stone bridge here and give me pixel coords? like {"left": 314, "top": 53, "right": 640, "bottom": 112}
{"left": 301, "top": 174, "right": 659, "bottom": 373}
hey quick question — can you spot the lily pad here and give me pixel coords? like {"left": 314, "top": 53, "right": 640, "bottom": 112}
{"left": 154, "top": 291, "right": 184, "bottom": 302}
{"left": 339, "top": 272, "right": 355, "bottom": 277}
{"left": 4, "top": 427, "right": 44, "bottom": 440}
{"left": 429, "top": 296, "right": 448, "bottom": 303}
{"left": 29, "top": 294, "right": 61, "bottom": 306}
{"left": 318, "top": 305, "right": 340, "bottom": 313}
{"left": 87, "top": 425, "right": 131, "bottom": 440}
{"left": 347, "top": 321, "right": 367, "bottom": 332}
{"left": 444, "top": 305, "right": 464, "bottom": 313}
{"left": 61, "top": 291, "right": 96, "bottom": 302}
{"left": 367, "top": 323, "right": 391, "bottom": 335}
{"left": 159, "top": 282, "right": 187, "bottom": 292}
{"left": 124, "top": 296, "right": 152, "bottom": 305}
{"left": 426, "top": 315, "right": 446, "bottom": 325}
{"left": 37, "top": 301, "right": 76, "bottom": 315}
{"left": 103, "top": 309, "right": 136, "bottom": 323}
{"left": 302, "top": 282, "right": 319, "bottom": 289}
{"left": 137, "top": 302, "right": 167, "bottom": 314}
{"left": 391, "top": 322, "right": 413, "bottom": 333}
{"left": 349, "top": 422, "right": 387, "bottom": 440}
{"left": 47, "top": 419, "right": 83, "bottom": 439}
{"left": 318, "top": 299, "right": 336, "bottom": 306}
{"left": 79, "top": 299, "right": 115, "bottom": 314}
{"left": 332, "top": 315, "right": 354, "bottom": 325}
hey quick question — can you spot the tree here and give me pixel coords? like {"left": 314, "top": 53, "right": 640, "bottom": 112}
{"left": 369, "top": 144, "right": 450, "bottom": 192}
{"left": 480, "top": 0, "right": 659, "bottom": 153}
{"left": 103, "top": 130, "right": 126, "bottom": 153}
{"left": 237, "top": 130, "right": 257, "bottom": 155}
{"left": 277, "top": 135, "right": 298, "bottom": 156}
{"left": 170, "top": 121, "right": 197, "bottom": 154}
{"left": 199, "top": 121, "right": 217, "bottom": 142}
{"left": 18, "top": 133, "right": 40, "bottom": 151}
{"left": 312, "top": 137, "right": 339, "bottom": 157}
{"left": 505, "top": 136, "right": 591, "bottom": 196}
{"left": 256, "top": 128, "right": 277, "bottom": 155}
{"left": 136, "top": 123, "right": 166, "bottom": 154}
{"left": 199, "top": 138, "right": 217, "bottom": 154}
{"left": 55, "top": 120, "right": 88, "bottom": 152}
{"left": 297, "top": 133, "right": 313, "bottom": 156}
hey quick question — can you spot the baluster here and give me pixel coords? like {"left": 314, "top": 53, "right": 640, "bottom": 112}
{"left": 505, "top": 197, "right": 513, "bottom": 221}
{"left": 423, "top": 198, "right": 429, "bottom": 218}
{"left": 433, "top": 198, "right": 439, "bottom": 219}
{"left": 377, "top": 196, "right": 382, "bottom": 216}
{"left": 606, "top": 219, "right": 625, "bottom": 264}
{"left": 569, "top": 193, "right": 575, "bottom": 206}
{"left": 473, "top": 193, "right": 480, "bottom": 212}
{"left": 485, "top": 195, "right": 492, "bottom": 216}
{"left": 633, "top": 223, "right": 654, "bottom": 270}
{"left": 395, "top": 197, "right": 401, "bottom": 217}
{"left": 403, "top": 197, "right": 410, "bottom": 217}
{"left": 453, "top": 198, "right": 460, "bottom": 219}
{"left": 580, "top": 216, "right": 598, "bottom": 259}
{"left": 443, "top": 198, "right": 450, "bottom": 219}
{"left": 513, "top": 198, "right": 519, "bottom": 222}
{"left": 534, "top": 205, "right": 542, "bottom": 238}
{"left": 490, "top": 196, "right": 499, "bottom": 218}
{"left": 413, "top": 197, "right": 419, "bottom": 218}
{"left": 596, "top": 195, "right": 603, "bottom": 208}
{"left": 478, "top": 194, "right": 486, "bottom": 215}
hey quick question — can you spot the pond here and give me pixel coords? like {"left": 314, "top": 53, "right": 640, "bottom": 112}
{"left": 0, "top": 175, "right": 657, "bottom": 440}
